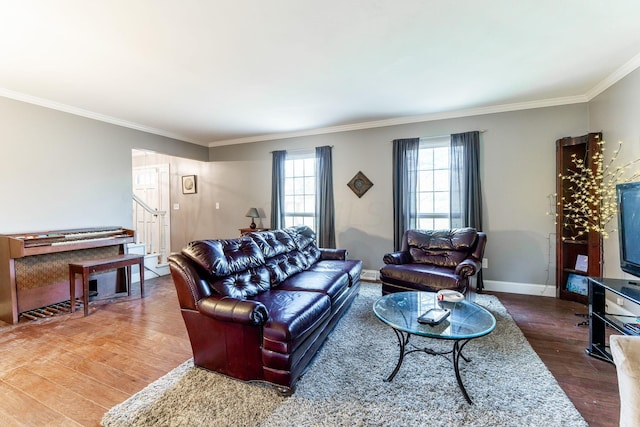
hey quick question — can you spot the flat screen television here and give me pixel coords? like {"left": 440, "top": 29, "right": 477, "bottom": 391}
{"left": 617, "top": 181, "right": 640, "bottom": 279}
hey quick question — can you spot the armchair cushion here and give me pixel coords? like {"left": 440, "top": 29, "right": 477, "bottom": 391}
{"left": 383, "top": 251, "right": 412, "bottom": 265}
{"left": 380, "top": 263, "right": 462, "bottom": 292}
{"left": 406, "top": 228, "right": 479, "bottom": 267}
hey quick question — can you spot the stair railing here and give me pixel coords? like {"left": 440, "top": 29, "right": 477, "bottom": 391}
{"left": 132, "top": 194, "right": 168, "bottom": 264}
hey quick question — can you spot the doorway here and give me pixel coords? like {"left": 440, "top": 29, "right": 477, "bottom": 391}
{"left": 132, "top": 161, "right": 171, "bottom": 264}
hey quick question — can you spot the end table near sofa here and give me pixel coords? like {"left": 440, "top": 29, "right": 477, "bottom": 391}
{"left": 373, "top": 291, "right": 496, "bottom": 404}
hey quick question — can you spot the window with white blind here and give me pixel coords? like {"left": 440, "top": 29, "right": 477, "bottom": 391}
{"left": 284, "top": 151, "right": 316, "bottom": 229}
{"left": 416, "top": 137, "right": 451, "bottom": 230}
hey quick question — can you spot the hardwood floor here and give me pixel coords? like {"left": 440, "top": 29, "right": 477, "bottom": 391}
{"left": 0, "top": 275, "right": 192, "bottom": 426}
{"left": 489, "top": 291, "right": 620, "bottom": 427}
{"left": 0, "top": 278, "right": 619, "bottom": 426}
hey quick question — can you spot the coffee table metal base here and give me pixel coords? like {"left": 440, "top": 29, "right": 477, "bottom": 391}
{"left": 385, "top": 328, "right": 475, "bottom": 404}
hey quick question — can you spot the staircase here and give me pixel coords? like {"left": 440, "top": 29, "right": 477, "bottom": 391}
{"left": 131, "top": 194, "right": 170, "bottom": 281}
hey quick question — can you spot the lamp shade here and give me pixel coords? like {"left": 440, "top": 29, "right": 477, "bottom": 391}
{"left": 245, "top": 208, "right": 259, "bottom": 218}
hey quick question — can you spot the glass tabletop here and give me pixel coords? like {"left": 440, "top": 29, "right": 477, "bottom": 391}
{"left": 373, "top": 291, "right": 496, "bottom": 340}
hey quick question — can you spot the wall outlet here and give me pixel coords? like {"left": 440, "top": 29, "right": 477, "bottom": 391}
{"left": 617, "top": 297, "right": 625, "bottom": 306}
{"left": 482, "top": 258, "right": 488, "bottom": 269}
{"left": 173, "top": 203, "right": 179, "bottom": 210}
{"left": 215, "top": 202, "right": 220, "bottom": 210}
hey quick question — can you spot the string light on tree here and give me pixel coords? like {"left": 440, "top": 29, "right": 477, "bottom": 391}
{"left": 557, "top": 140, "right": 640, "bottom": 240}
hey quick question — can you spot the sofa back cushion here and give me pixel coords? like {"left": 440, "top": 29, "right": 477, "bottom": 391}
{"left": 210, "top": 265, "right": 271, "bottom": 299}
{"left": 182, "top": 238, "right": 265, "bottom": 278}
{"left": 406, "top": 228, "right": 478, "bottom": 268}
{"left": 249, "top": 229, "right": 297, "bottom": 258}
{"left": 284, "top": 225, "right": 316, "bottom": 251}
{"left": 265, "top": 253, "right": 305, "bottom": 285}
{"left": 182, "top": 225, "right": 323, "bottom": 293}
{"left": 299, "top": 244, "right": 321, "bottom": 268}
{"left": 250, "top": 225, "right": 321, "bottom": 286}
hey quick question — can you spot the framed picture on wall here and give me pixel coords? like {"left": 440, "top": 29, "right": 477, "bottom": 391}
{"left": 182, "top": 175, "right": 197, "bottom": 194}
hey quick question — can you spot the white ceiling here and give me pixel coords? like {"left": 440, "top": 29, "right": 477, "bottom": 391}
{"left": 2, "top": 1, "right": 640, "bottom": 147}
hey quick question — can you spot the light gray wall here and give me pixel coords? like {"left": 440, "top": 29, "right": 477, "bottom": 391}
{"left": 211, "top": 104, "right": 589, "bottom": 290}
{"left": 4, "top": 67, "right": 638, "bottom": 294}
{"left": 589, "top": 67, "right": 640, "bottom": 280}
{"left": 0, "top": 96, "right": 208, "bottom": 234}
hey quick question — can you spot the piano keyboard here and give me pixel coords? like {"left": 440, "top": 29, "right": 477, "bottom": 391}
{"left": 51, "top": 236, "right": 116, "bottom": 246}
{"left": 64, "top": 229, "right": 122, "bottom": 239}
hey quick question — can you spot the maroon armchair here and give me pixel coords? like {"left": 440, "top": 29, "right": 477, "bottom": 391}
{"left": 379, "top": 228, "right": 486, "bottom": 299}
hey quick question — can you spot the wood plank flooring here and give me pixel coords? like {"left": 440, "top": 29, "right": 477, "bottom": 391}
{"left": 0, "top": 277, "right": 619, "bottom": 426}
{"left": 490, "top": 291, "right": 619, "bottom": 427}
{"left": 0, "top": 275, "right": 192, "bottom": 427}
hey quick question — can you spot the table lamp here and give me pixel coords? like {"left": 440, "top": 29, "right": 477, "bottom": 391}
{"left": 245, "top": 208, "right": 259, "bottom": 229}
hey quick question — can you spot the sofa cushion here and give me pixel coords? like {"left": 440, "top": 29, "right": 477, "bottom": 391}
{"left": 182, "top": 238, "right": 265, "bottom": 277}
{"left": 307, "top": 260, "right": 362, "bottom": 287}
{"left": 254, "top": 289, "right": 331, "bottom": 354}
{"left": 276, "top": 270, "right": 350, "bottom": 303}
{"left": 406, "top": 228, "right": 477, "bottom": 267}
{"left": 209, "top": 266, "right": 271, "bottom": 299}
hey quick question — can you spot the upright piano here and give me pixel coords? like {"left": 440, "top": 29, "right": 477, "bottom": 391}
{"left": 0, "top": 227, "right": 135, "bottom": 324}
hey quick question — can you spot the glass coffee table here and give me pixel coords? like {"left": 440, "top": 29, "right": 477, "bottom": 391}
{"left": 373, "top": 291, "right": 496, "bottom": 404}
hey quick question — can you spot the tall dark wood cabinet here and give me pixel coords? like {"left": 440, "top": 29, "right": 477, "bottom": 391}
{"left": 555, "top": 132, "right": 603, "bottom": 304}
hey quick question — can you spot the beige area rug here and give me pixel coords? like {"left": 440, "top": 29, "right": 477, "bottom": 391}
{"left": 102, "top": 283, "right": 587, "bottom": 427}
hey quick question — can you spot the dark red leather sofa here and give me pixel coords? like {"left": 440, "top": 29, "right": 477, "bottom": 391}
{"left": 380, "top": 228, "right": 486, "bottom": 298}
{"left": 168, "top": 225, "right": 361, "bottom": 393}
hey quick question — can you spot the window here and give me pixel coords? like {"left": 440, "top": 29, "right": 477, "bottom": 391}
{"left": 284, "top": 151, "right": 315, "bottom": 229}
{"left": 416, "top": 137, "right": 450, "bottom": 230}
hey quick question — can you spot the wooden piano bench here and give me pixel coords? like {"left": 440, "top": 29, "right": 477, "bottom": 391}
{"left": 68, "top": 254, "right": 144, "bottom": 316}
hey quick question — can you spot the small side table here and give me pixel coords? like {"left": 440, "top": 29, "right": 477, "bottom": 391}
{"left": 69, "top": 254, "right": 144, "bottom": 316}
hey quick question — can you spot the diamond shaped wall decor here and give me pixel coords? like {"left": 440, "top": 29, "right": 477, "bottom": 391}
{"left": 347, "top": 171, "right": 373, "bottom": 198}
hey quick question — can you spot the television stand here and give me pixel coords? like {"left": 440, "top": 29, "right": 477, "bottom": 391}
{"left": 575, "top": 312, "right": 589, "bottom": 327}
{"left": 587, "top": 277, "right": 640, "bottom": 363}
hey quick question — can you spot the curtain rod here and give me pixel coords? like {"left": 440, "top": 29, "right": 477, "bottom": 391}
{"left": 270, "top": 145, "right": 334, "bottom": 153}
{"left": 418, "top": 129, "right": 487, "bottom": 141}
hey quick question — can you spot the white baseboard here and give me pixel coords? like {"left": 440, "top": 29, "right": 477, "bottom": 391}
{"left": 369, "top": 277, "right": 557, "bottom": 297}
{"left": 361, "top": 269, "right": 380, "bottom": 282}
{"left": 482, "top": 280, "right": 556, "bottom": 297}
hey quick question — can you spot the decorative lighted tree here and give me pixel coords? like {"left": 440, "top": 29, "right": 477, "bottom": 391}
{"left": 558, "top": 140, "right": 640, "bottom": 240}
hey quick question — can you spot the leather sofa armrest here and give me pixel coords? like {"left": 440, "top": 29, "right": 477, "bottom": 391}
{"left": 197, "top": 296, "right": 269, "bottom": 326}
{"left": 383, "top": 251, "right": 411, "bottom": 265}
{"left": 455, "top": 259, "right": 481, "bottom": 278}
{"left": 320, "top": 248, "right": 347, "bottom": 260}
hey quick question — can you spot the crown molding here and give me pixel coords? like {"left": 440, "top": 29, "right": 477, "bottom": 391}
{"left": 585, "top": 51, "right": 640, "bottom": 101}
{"left": 4, "top": 50, "right": 640, "bottom": 149}
{"left": 207, "top": 95, "right": 589, "bottom": 147}
{"left": 0, "top": 87, "right": 202, "bottom": 145}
